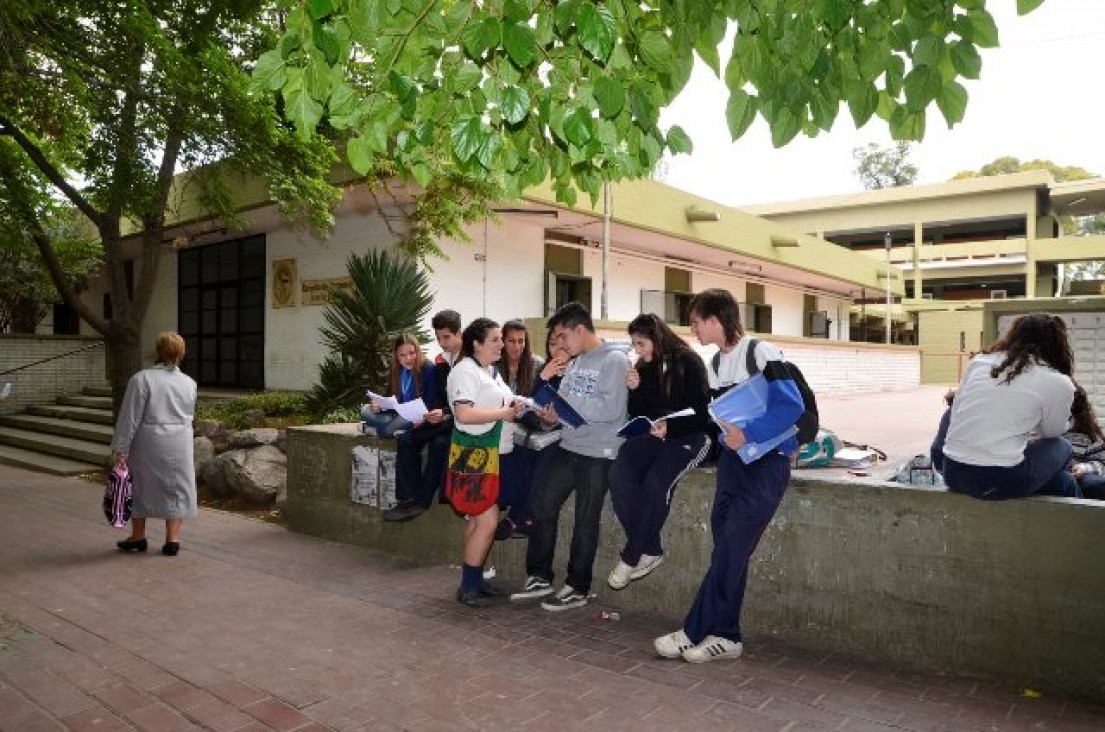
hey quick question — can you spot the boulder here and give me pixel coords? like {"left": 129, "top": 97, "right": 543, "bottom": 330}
{"left": 193, "top": 436, "right": 215, "bottom": 478}
{"left": 228, "top": 428, "right": 281, "bottom": 450}
{"left": 193, "top": 419, "right": 227, "bottom": 440}
{"left": 200, "top": 449, "right": 244, "bottom": 497}
{"left": 224, "top": 445, "right": 286, "bottom": 505}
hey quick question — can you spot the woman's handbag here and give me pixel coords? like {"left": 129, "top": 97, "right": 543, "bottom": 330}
{"left": 444, "top": 423, "right": 502, "bottom": 516}
{"left": 103, "top": 464, "right": 133, "bottom": 528}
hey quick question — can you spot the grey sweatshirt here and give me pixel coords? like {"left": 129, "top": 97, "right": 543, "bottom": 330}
{"left": 557, "top": 341, "right": 629, "bottom": 459}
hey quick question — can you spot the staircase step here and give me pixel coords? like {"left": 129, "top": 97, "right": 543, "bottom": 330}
{"left": 0, "top": 415, "right": 114, "bottom": 444}
{"left": 0, "top": 444, "right": 103, "bottom": 476}
{"left": 26, "top": 404, "right": 115, "bottom": 426}
{"left": 57, "top": 394, "right": 113, "bottom": 410}
{"left": 82, "top": 385, "right": 113, "bottom": 398}
{"left": 0, "top": 426, "right": 112, "bottom": 466}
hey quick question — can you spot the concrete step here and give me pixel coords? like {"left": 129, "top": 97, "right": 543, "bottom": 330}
{"left": 0, "top": 426, "right": 111, "bottom": 467}
{"left": 0, "top": 414, "right": 114, "bottom": 444}
{"left": 26, "top": 404, "right": 115, "bottom": 426}
{"left": 57, "top": 394, "right": 113, "bottom": 410}
{"left": 0, "top": 444, "right": 103, "bottom": 476}
{"left": 82, "top": 385, "right": 113, "bottom": 398}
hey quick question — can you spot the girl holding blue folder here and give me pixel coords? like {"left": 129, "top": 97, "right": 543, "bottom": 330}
{"left": 607, "top": 314, "right": 712, "bottom": 590}
{"left": 653, "top": 289, "right": 804, "bottom": 664}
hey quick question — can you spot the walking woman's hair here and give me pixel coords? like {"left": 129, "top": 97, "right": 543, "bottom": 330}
{"left": 983, "top": 313, "right": 1074, "bottom": 384}
{"left": 627, "top": 313, "right": 705, "bottom": 398}
{"left": 498, "top": 319, "right": 536, "bottom": 394}
{"left": 155, "top": 332, "right": 186, "bottom": 366}
{"left": 687, "top": 288, "right": 744, "bottom": 346}
{"left": 461, "top": 317, "right": 500, "bottom": 361}
{"left": 387, "top": 333, "right": 426, "bottom": 398}
{"left": 1070, "top": 385, "right": 1105, "bottom": 442}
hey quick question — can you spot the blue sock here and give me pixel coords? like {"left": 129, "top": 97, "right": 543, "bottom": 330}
{"left": 461, "top": 563, "right": 482, "bottom": 592}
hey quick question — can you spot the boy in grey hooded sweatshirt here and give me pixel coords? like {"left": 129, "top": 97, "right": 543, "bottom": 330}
{"left": 511, "top": 302, "right": 629, "bottom": 611}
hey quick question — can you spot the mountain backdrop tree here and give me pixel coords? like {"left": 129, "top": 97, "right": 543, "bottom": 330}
{"left": 853, "top": 141, "right": 919, "bottom": 189}
{"left": 952, "top": 156, "right": 1094, "bottom": 182}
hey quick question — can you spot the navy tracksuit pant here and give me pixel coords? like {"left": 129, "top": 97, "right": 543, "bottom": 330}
{"left": 609, "top": 433, "right": 711, "bottom": 566}
{"left": 683, "top": 447, "right": 791, "bottom": 645}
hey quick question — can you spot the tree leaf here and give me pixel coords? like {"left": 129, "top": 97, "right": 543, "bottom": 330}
{"left": 936, "top": 80, "right": 968, "bottom": 127}
{"left": 577, "top": 3, "right": 617, "bottom": 62}
{"left": 476, "top": 132, "right": 502, "bottom": 169}
{"left": 563, "top": 108, "right": 594, "bottom": 147}
{"left": 252, "top": 50, "right": 287, "bottom": 92}
{"left": 453, "top": 61, "right": 482, "bottom": 93}
{"left": 500, "top": 85, "right": 530, "bottom": 124}
{"left": 410, "top": 162, "right": 431, "bottom": 188}
{"left": 769, "top": 107, "right": 800, "bottom": 148}
{"left": 638, "top": 30, "right": 672, "bottom": 71}
{"left": 889, "top": 106, "right": 926, "bottom": 140}
{"left": 949, "top": 41, "right": 982, "bottom": 79}
{"left": 503, "top": 0, "right": 532, "bottom": 22}
{"left": 285, "top": 88, "right": 324, "bottom": 139}
{"left": 329, "top": 82, "right": 357, "bottom": 117}
{"left": 666, "top": 125, "right": 693, "bottom": 155}
{"left": 347, "top": 135, "right": 374, "bottom": 174}
{"left": 593, "top": 76, "right": 625, "bottom": 118}
{"left": 388, "top": 70, "right": 416, "bottom": 102}
{"left": 912, "top": 36, "right": 942, "bottom": 68}
{"left": 450, "top": 117, "right": 484, "bottom": 162}
{"left": 365, "top": 119, "right": 389, "bottom": 153}
{"left": 462, "top": 17, "right": 501, "bottom": 59}
{"left": 967, "top": 8, "right": 1000, "bottom": 48}
{"left": 1017, "top": 0, "right": 1046, "bottom": 15}
{"left": 307, "top": 0, "right": 335, "bottom": 20}
{"left": 845, "top": 81, "right": 877, "bottom": 128}
{"left": 903, "top": 65, "right": 943, "bottom": 112}
{"left": 503, "top": 22, "right": 538, "bottom": 68}
{"left": 725, "top": 89, "right": 757, "bottom": 140}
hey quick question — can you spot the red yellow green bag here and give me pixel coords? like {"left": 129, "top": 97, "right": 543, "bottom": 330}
{"left": 444, "top": 423, "right": 502, "bottom": 516}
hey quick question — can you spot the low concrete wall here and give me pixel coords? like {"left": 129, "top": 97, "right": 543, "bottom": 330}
{"left": 0, "top": 335, "right": 107, "bottom": 412}
{"left": 286, "top": 424, "right": 1105, "bottom": 702}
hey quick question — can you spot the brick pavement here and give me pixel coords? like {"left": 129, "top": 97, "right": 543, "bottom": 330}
{"left": 1, "top": 464, "right": 1103, "bottom": 731}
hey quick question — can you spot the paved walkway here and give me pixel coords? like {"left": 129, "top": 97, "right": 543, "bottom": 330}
{"left": 2, "top": 465, "right": 1103, "bottom": 732}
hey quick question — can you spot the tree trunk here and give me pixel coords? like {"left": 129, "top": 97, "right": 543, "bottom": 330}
{"left": 106, "top": 321, "right": 142, "bottom": 418}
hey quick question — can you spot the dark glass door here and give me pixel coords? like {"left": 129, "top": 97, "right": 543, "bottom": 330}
{"left": 178, "top": 235, "right": 265, "bottom": 388}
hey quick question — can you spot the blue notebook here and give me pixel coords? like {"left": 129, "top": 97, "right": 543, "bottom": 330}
{"left": 532, "top": 384, "right": 587, "bottom": 428}
{"left": 707, "top": 373, "right": 769, "bottom": 429}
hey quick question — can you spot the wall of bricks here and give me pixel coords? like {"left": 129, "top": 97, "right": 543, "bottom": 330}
{"left": 0, "top": 335, "right": 107, "bottom": 413}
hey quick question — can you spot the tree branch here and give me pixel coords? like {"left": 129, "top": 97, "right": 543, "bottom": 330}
{"left": 0, "top": 116, "right": 102, "bottom": 225}
{"left": 129, "top": 128, "right": 183, "bottom": 323}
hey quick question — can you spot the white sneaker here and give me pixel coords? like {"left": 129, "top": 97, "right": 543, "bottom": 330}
{"left": 682, "top": 635, "right": 743, "bottom": 664}
{"left": 629, "top": 554, "right": 663, "bottom": 580}
{"left": 653, "top": 629, "right": 694, "bottom": 659}
{"left": 607, "top": 561, "right": 634, "bottom": 590}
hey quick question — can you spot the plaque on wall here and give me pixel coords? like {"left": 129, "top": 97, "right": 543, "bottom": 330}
{"left": 302, "top": 277, "right": 354, "bottom": 306}
{"left": 272, "top": 259, "right": 297, "bottom": 308}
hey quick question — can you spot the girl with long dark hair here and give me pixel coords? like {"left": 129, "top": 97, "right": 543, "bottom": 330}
{"left": 360, "top": 333, "right": 435, "bottom": 437}
{"left": 607, "top": 313, "right": 712, "bottom": 590}
{"left": 931, "top": 313, "right": 1079, "bottom": 499}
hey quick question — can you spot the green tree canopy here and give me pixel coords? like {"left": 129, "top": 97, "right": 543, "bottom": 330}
{"left": 952, "top": 156, "right": 1095, "bottom": 182}
{"left": 264, "top": 0, "right": 1047, "bottom": 214}
{"left": 853, "top": 141, "right": 919, "bottom": 189}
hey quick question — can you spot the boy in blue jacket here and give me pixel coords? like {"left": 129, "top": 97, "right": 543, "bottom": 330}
{"left": 654, "top": 288, "right": 804, "bottom": 663}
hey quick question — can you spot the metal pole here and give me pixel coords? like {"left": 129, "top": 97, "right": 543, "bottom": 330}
{"left": 601, "top": 182, "right": 611, "bottom": 320}
{"left": 884, "top": 232, "right": 892, "bottom": 344}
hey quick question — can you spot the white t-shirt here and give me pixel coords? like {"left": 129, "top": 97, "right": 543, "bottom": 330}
{"left": 447, "top": 357, "right": 515, "bottom": 454}
{"left": 708, "top": 336, "right": 784, "bottom": 390}
{"left": 943, "top": 352, "right": 1074, "bottom": 467}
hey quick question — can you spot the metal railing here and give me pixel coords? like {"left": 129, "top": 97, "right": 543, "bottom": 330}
{"left": 0, "top": 339, "right": 107, "bottom": 413}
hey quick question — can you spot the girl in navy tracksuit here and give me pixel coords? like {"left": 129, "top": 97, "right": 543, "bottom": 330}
{"left": 607, "top": 314, "right": 712, "bottom": 590}
{"left": 361, "top": 333, "right": 436, "bottom": 437}
{"left": 654, "top": 289, "right": 804, "bottom": 664}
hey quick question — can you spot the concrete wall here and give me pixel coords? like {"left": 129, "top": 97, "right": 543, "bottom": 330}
{"left": 286, "top": 425, "right": 1105, "bottom": 702}
{"left": 917, "top": 307, "right": 986, "bottom": 385}
{"left": 0, "top": 335, "right": 107, "bottom": 412}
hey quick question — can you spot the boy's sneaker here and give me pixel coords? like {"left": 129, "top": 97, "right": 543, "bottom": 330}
{"left": 510, "top": 575, "right": 554, "bottom": 601}
{"left": 653, "top": 629, "right": 694, "bottom": 659}
{"left": 540, "top": 585, "right": 588, "bottom": 612}
{"left": 682, "top": 635, "right": 743, "bottom": 664}
{"left": 607, "top": 561, "right": 634, "bottom": 590}
{"left": 630, "top": 554, "right": 664, "bottom": 580}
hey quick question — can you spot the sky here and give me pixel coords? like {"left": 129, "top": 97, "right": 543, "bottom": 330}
{"left": 659, "top": 1, "right": 1105, "bottom": 208}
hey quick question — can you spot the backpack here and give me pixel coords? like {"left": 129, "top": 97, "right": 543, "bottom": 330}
{"left": 797, "top": 428, "right": 842, "bottom": 468}
{"left": 711, "top": 337, "right": 820, "bottom": 446}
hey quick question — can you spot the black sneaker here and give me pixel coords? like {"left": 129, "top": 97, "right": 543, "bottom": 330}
{"left": 510, "top": 575, "right": 554, "bottom": 601}
{"left": 383, "top": 500, "right": 428, "bottom": 522}
{"left": 494, "top": 517, "right": 516, "bottom": 541}
{"left": 540, "top": 585, "right": 588, "bottom": 612}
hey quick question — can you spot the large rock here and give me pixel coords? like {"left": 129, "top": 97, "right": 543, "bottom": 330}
{"left": 193, "top": 419, "right": 227, "bottom": 440}
{"left": 224, "top": 445, "right": 286, "bottom": 505}
{"left": 193, "top": 436, "right": 215, "bottom": 478}
{"left": 200, "top": 449, "right": 243, "bottom": 497}
{"left": 228, "top": 428, "right": 281, "bottom": 450}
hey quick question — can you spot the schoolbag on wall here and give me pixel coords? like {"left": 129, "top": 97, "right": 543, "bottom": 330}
{"left": 711, "top": 337, "right": 820, "bottom": 445}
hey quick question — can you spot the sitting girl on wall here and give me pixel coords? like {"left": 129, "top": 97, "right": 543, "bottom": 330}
{"left": 361, "top": 333, "right": 436, "bottom": 437}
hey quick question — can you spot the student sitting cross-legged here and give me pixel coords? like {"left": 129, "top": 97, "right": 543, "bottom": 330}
{"left": 360, "top": 333, "right": 436, "bottom": 437}
{"left": 607, "top": 313, "right": 712, "bottom": 590}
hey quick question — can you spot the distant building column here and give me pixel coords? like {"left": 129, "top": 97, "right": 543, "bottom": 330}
{"left": 913, "top": 221, "right": 923, "bottom": 302}
{"left": 1025, "top": 198, "right": 1037, "bottom": 298}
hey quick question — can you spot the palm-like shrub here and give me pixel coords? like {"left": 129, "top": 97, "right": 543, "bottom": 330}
{"left": 305, "top": 249, "right": 434, "bottom": 416}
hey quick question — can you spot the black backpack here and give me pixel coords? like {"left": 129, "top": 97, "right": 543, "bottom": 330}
{"left": 711, "top": 338, "right": 820, "bottom": 446}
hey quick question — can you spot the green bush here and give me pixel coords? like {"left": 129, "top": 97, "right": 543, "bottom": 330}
{"left": 319, "top": 406, "right": 360, "bottom": 424}
{"left": 196, "top": 391, "right": 309, "bottom": 429}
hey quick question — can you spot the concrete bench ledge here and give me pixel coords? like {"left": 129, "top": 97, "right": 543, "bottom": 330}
{"left": 286, "top": 424, "right": 1105, "bottom": 702}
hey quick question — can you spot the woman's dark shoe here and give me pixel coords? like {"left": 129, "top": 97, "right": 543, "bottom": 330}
{"left": 477, "top": 582, "right": 505, "bottom": 598}
{"left": 455, "top": 587, "right": 489, "bottom": 608}
{"left": 161, "top": 542, "right": 180, "bottom": 557}
{"left": 116, "top": 538, "right": 147, "bottom": 553}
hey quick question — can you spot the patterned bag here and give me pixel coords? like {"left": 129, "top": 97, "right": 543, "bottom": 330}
{"left": 103, "top": 464, "right": 133, "bottom": 528}
{"left": 445, "top": 423, "right": 502, "bottom": 516}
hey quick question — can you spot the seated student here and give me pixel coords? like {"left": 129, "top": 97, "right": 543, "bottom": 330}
{"left": 495, "top": 323, "right": 564, "bottom": 540}
{"left": 1065, "top": 385, "right": 1105, "bottom": 500}
{"left": 607, "top": 314, "right": 711, "bottom": 590}
{"left": 385, "top": 310, "right": 462, "bottom": 522}
{"left": 931, "top": 312, "right": 1079, "bottom": 500}
{"left": 360, "top": 333, "right": 435, "bottom": 437}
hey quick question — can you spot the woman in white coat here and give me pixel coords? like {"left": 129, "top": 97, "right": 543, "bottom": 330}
{"left": 111, "top": 332, "right": 198, "bottom": 556}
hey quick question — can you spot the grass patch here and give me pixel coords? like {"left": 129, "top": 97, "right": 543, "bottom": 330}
{"left": 196, "top": 391, "right": 311, "bottom": 430}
